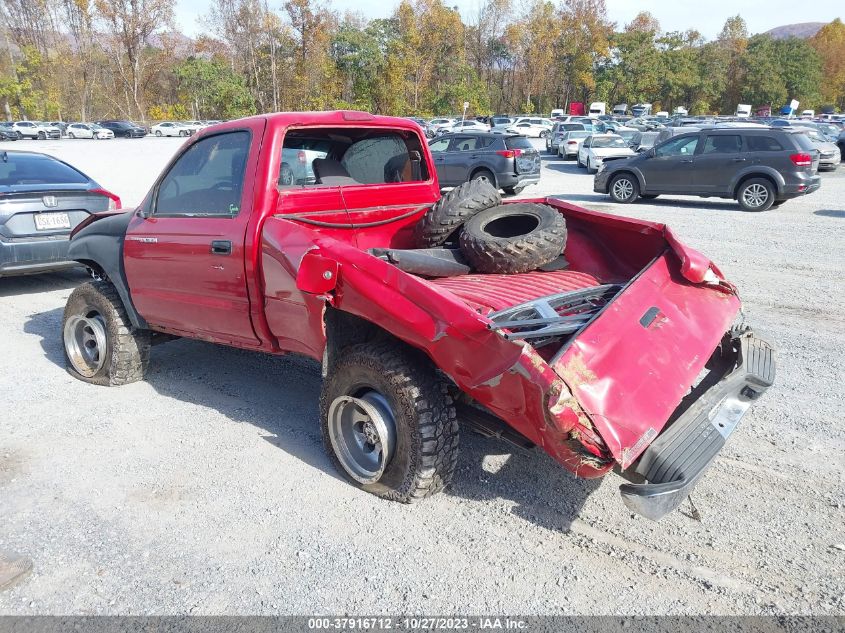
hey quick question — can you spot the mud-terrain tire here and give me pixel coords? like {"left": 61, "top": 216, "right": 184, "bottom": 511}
{"left": 320, "top": 342, "right": 459, "bottom": 502}
{"left": 62, "top": 281, "right": 150, "bottom": 386}
{"left": 414, "top": 179, "right": 501, "bottom": 247}
{"left": 459, "top": 203, "right": 567, "bottom": 274}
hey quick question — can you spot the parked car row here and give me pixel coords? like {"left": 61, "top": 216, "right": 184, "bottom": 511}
{"left": 0, "top": 119, "right": 225, "bottom": 140}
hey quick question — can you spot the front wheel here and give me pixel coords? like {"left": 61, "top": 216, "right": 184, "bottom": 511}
{"left": 37, "top": 131, "right": 46, "bottom": 140}
{"left": 63, "top": 281, "right": 150, "bottom": 386}
{"left": 320, "top": 342, "right": 459, "bottom": 502}
{"left": 608, "top": 173, "right": 640, "bottom": 203}
{"left": 737, "top": 178, "right": 775, "bottom": 212}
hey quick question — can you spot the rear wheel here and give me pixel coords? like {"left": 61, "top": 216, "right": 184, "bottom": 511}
{"left": 471, "top": 169, "right": 496, "bottom": 187}
{"left": 608, "top": 173, "right": 640, "bottom": 203}
{"left": 63, "top": 281, "right": 150, "bottom": 386}
{"left": 320, "top": 342, "right": 459, "bottom": 502}
{"left": 68, "top": 132, "right": 75, "bottom": 139}
{"left": 737, "top": 178, "right": 775, "bottom": 212}
{"left": 155, "top": 130, "right": 162, "bottom": 137}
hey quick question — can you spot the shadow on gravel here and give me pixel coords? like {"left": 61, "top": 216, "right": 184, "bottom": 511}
{"left": 0, "top": 269, "right": 87, "bottom": 298}
{"left": 26, "top": 307, "right": 600, "bottom": 527}
{"left": 814, "top": 209, "right": 845, "bottom": 218}
{"left": 25, "top": 306, "right": 338, "bottom": 481}
{"left": 449, "top": 435, "right": 601, "bottom": 532}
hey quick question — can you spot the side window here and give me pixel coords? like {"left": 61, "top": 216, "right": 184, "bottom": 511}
{"left": 583, "top": 137, "right": 592, "bottom": 148}
{"left": 746, "top": 136, "right": 784, "bottom": 152}
{"left": 428, "top": 138, "right": 450, "bottom": 153}
{"left": 155, "top": 131, "right": 250, "bottom": 216}
{"left": 655, "top": 135, "right": 699, "bottom": 157}
{"left": 703, "top": 135, "right": 741, "bottom": 154}
{"left": 448, "top": 137, "right": 476, "bottom": 152}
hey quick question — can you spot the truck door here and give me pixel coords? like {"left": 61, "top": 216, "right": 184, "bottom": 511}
{"left": 123, "top": 123, "right": 263, "bottom": 346}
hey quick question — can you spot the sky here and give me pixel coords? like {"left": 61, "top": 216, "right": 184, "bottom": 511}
{"left": 174, "top": 0, "right": 842, "bottom": 39}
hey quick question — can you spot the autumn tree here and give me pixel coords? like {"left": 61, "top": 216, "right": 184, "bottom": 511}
{"left": 810, "top": 19, "right": 845, "bottom": 110}
{"left": 95, "top": 0, "right": 175, "bottom": 118}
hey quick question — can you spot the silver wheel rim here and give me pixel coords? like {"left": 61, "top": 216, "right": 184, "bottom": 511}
{"left": 64, "top": 312, "right": 107, "bottom": 378}
{"left": 743, "top": 183, "right": 768, "bottom": 208}
{"left": 474, "top": 173, "right": 491, "bottom": 184}
{"left": 612, "top": 178, "right": 634, "bottom": 200}
{"left": 328, "top": 391, "right": 397, "bottom": 484}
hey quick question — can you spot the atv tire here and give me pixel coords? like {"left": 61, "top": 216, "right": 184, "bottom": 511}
{"left": 414, "top": 179, "right": 501, "bottom": 248}
{"left": 320, "top": 341, "right": 459, "bottom": 502}
{"left": 459, "top": 203, "right": 567, "bottom": 274}
{"left": 62, "top": 281, "right": 150, "bottom": 386}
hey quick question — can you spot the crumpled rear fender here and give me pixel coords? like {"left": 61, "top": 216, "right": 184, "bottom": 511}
{"left": 261, "top": 218, "right": 612, "bottom": 476}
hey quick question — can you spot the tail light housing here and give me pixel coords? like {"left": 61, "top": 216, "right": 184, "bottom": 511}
{"left": 89, "top": 188, "right": 122, "bottom": 210}
{"left": 297, "top": 150, "right": 307, "bottom": 164}
{"left": 496, "top": 149, "right": 523, "bottom": 159}
{"left": 790, "top": 153, "right": 813, "bottom": 167}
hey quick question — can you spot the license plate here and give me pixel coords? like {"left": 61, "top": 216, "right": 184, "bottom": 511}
{"left": 34, "top": 212, "right": 71, "bottom": 230}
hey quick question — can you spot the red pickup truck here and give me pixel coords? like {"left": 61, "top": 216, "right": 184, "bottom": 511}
{"left": 62, "top": 111, "right": 774, "bottom": 520}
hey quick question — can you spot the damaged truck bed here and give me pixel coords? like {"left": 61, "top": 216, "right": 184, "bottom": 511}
{"left": 64, "top": 111, "right": 775, "bottom": 521}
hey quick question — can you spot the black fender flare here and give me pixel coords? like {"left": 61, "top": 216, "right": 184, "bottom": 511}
{"left": 67, "top": 211, "right": 148, "bottom": 329}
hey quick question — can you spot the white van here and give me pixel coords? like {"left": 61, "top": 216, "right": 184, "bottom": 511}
{"left": 735, "top": 104, "right": 752, "bottom": 118}
{"left": 550, "top": 109, "right": 565, "bottom": 118}
{"left": 588, "top": 102, "right": 606, "bottom": 117}
{"left": 801, "top": 109, "right": 815, "bottom": 118}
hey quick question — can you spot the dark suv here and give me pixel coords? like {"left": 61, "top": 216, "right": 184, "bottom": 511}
{"left": 96, "top": 120, "right": 147, "bottom": 138}
{"left": 428, "top": 132, "right": 540, "bottom": 195}
{"left": 594, "top": 127, "right": 821, "bottom": 211}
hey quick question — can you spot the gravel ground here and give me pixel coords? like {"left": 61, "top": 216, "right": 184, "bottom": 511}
{"left": 0, "top": 136, "right": 843, "bottom": 615}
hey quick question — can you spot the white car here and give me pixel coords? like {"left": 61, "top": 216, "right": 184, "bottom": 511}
{"left": 509, "top": 117, "right": 553, "bottom": 138}
{"left": 182, "top": 120, "right": 206, "bottom": 133}
{"left": 557, "top": 130, "right": 590, "bottom": 158}
{"left": 151, "top": 122, "right": 193, "bottom": 137}
{"left": 448, "top": 120, "right": 489, "bottom": 133}
{"left": 66, "top": 123, "right": 114, "bottom": 139}
{"left": 428, "top": 118, "right": 455, "bottom": 133}
{"left": 577, "top": 134, "right": 636, "bottom": 173}
{"left": 11, "top": 121, "right": 61, "bottom": 140}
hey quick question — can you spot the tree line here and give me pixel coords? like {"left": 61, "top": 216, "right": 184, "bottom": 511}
{"left": 1, "top": 0, "right": 844, "bottom": 122}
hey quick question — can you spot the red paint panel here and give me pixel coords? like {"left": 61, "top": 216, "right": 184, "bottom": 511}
{"left": 553, "top": 253, "right": 740, "bottom": 467}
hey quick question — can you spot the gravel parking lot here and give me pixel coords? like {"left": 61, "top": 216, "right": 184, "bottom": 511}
{"left": 1, "top": 136, "right": 843, "bottom": 615}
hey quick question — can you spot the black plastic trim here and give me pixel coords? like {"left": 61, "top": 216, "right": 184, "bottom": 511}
{"left": 66, "top": 211, "right": 147, "bottom": 329}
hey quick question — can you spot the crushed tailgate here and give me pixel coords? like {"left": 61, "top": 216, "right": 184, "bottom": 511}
{"left": 552, "top": 251, "right": 740, "bottom": 468}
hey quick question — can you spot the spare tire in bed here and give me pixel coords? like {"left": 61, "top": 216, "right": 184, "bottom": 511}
{"left": 459, "top": 203, "right": 567, "bottom": 274}
{"left": 414, "top": 179, "right": 501, "bottom": 248}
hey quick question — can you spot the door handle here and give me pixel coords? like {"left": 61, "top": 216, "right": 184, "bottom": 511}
{"left": 210, "top": 240, "right": 232, "bottom": 255}
{"left": 732, "top": 157, "right": 747, "bottom": 162}
{"left": 680, "top": 159, "right": 694, "bottom": 163}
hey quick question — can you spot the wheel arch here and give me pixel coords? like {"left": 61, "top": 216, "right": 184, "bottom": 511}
{"left": 67, "top": 211, "right": 147, "bottom": 329}
{"left": 609, "top": 168, "right": 644, "bottom": 191}
{"left": 469, "top": 165, "right": 498, "bottom": 187}
{"left": 732, "top": 169, "right": 783, "bottom": 198}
